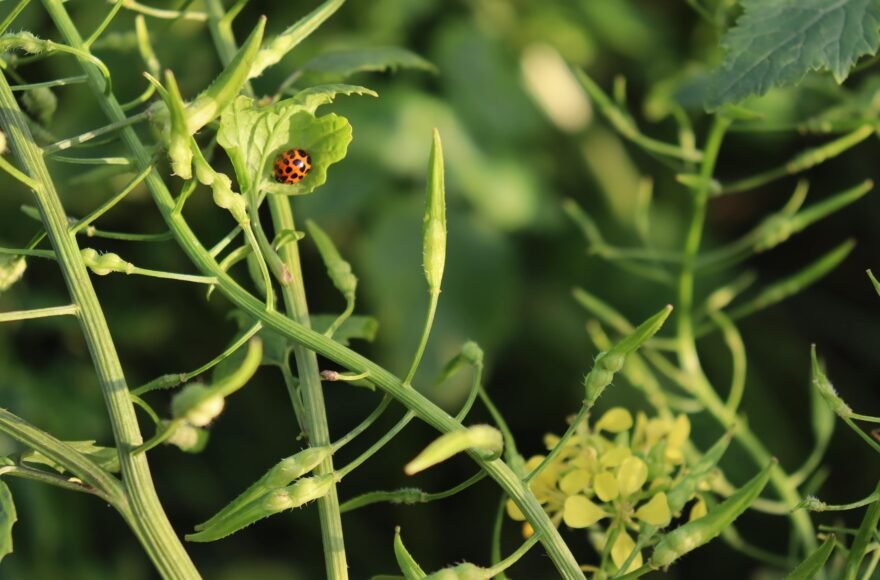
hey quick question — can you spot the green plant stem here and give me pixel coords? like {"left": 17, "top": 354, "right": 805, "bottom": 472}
{"left": 55, "top": 4, "right": 586, "bottom": 575}
{"left": 404, "top": 291, "right": 439, "bottom": 385}
{"left": 201, "top": 1, "right": 349, "bottom": 576}
{"left": 0, "top": 60, "right": 199, "bottom": 579}
{"left": 675, "top": 116, "right": 816, "bottom": 555}
{"left": 267, "top": 195, "right": 351, "bottom": 579}
{"left": 0, "top": 304, "right": 78, "bottom": 322}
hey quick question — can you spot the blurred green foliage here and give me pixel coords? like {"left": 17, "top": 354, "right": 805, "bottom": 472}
{"left": 0, "top": 0, "right": 879, "bottom": 578}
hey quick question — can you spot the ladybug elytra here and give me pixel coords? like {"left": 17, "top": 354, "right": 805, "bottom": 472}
{"left": 273, "top": 148, "right": 312, "bottom": 184}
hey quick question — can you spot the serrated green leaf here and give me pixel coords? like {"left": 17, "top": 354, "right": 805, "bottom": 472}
{"left": 21, "top": 441, "right": 120, "bottom": 474}
{"left": 0, "top": 481, "right": 16, "bottom": 563}
{"left": 706, "top": 0, "right": 880, "bottom": 109}
{"left": 298, "top": 47, "right": 436, "bottom": 84}
{"left": 288, "top": 84, "right": 377, "bottom": 114}
{"left": 217, "top": 95, "right": 352, "bottom": 196}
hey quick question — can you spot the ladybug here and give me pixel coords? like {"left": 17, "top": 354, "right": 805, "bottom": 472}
{"left": 273, "top": 148, "right": 312, "bottom": 184}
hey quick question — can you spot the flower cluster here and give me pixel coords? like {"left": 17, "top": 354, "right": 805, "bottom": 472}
{"left": 508, "top": 408, "right": 712, "bottom": 574}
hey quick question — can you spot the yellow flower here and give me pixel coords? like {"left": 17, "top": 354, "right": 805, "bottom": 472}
{"left": 594, "top": 472, "right": 619, "bottom": 502}
{"left": 563, "top": 495, "right": 607, "bottom": 528}
{"left": 595, "top": 407, "right": 633, "bottom": 433}
{"left": 617, "top": 457, "right": 648, "bottom": 497}
{"left": 635, "top": 492, "right": 671, "bottom": 527}
{"left": 611, "top": 531, "right": 642, "bottom": 573}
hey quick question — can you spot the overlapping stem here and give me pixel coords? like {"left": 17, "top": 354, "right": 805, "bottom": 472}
{"left": 43, "top": 2, "right": 586, "bottom": 577}
{"left": 675, "top": 117, "right": 816, "bottom": 553}
{"left": 201, "top": 1, "right": 349, "bottom": 576}
{"left": 0, "top": 60, "right": 199, "bottom": 579}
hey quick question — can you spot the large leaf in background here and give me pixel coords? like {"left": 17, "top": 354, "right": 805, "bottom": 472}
{"left": 297, "top": 47, "right": 436, "bottom": 85}
{"left": 0, "top": 481, "right": 15, "bottom": 563}
{"left": 216, "top": 95, "right": 354, "bottom": 196}
{"left": 706, "top": 0, "right": 880, "bottom": 109}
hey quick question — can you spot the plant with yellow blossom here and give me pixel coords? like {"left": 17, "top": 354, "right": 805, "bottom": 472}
{"left": 507, "top": 407, "right": 724, "bottom": 575}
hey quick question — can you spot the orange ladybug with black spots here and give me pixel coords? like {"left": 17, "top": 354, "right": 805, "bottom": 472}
{"left": 273, "top": 148, "right": 312, "bottom": 184}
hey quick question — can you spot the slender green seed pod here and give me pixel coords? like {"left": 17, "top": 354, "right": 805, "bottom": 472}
{"left": 666, "top": 431, "right": 732, "bottom": 514}
{"left": 786, "top": 534, "right": 835, "bottom": 579}
{"left": 394, "top": 527, "right": 427, "bottom": 580}
{"left": 248, "top": 0, "right": 344, "bottom": 80}
{"left": 305, "top": 220, "right": 357, "bottom": 300}
{"left": 194, "top": 446, "right": 332, "bottom": 532}
{"left": 423, "top": 128, "right": 446, "bottom": 294}
{"left": 405, "top": 425, "right": 503, "bottom": 475}
{"left": 162, "top": 71, "right": 193, "bottom": 179}
{"left": 284, "top": 473, "right": 336, "bottom": 509}
{"left": 186, "top": 17, "right": 266, "bottom": 134}
{"left": 810, "top": 346, "right": 852, "bottom": 418}
{"left": 650, "top": 459, "right": 775, "bottom": 568}
{"left": 186, "top": 490, "right": 287, "bottom": 543}
{"left": 869, "top": 270, "right": 880, "bottom": 296}
{"left": 585, "top": 305, "right": 673, "bottom": 402}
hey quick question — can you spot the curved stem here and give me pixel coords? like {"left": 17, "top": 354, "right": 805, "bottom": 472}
{"left": 675, "top": 117, "right": 816, "bottom": 554}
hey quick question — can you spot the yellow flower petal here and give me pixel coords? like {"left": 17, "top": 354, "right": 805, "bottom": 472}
{"left": 559, "top": 469, "right": 591, "bottom": 495}
{"left": 506, "top": 498, "right": 526, "bottom": 521}
{"left": 562, "top": 495, "right": 607, "bottom": 528}
{"left": 689, "top": 496, "right": 708, "bottom": 521}
{"left": 595, "top": 407, "right": 633, "bottom": 433}
{"left": 665, "top": 446, "right": 685, "bottom": 465}
{"left": 667, "top": 414, "right": 690, "bottom": 448}
{"left": 635, "top": 492, "right": 671, "bottom": 527}
{"left": 522, "top": 522, "right": 534, "bottom": 538}
{"left": 617, "top": 457, "right": 648, "bottom": 497}
{"left": 594, "top": 471, "right": 619, "bottom": 502}
{"left": 611, "top": 531, "right": 643, "bottom": 573}
{"left": 600, "top": 446, "right": 631, "bottom": 468}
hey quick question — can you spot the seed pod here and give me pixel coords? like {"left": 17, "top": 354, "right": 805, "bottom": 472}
{"left": 185, "top": 17, "right": 266, "bottom": 133}
{"left": 811, "top": 346, "right": 852, "bottom": 418}
{"left": 404, "top": 425, "right": 502, "bottom": 475}
{"left": 422, "top": 129, "right": 446, "bottom": 294}
{"left": 650, "top": 459, "right": 775, "bottom": 568}
{"left": 666, "top": 431, "right": 731, "bottom": 514}
{"left": 194, "top": 446, "right": 333, "bottom": 532}
{"left": 248, "top": 0, "right": 344, "bottom": 80}
{"left": 584, "top": 305, "right": 672, "bottom": 403}
{"left": 394, "top": 526, "right": 426, "bottom": 580}
{"left": 786, "top": 534, "right": 835, "bottom": 579}
{"left": 187, "top": 474, "right": 335, "bottom": 543}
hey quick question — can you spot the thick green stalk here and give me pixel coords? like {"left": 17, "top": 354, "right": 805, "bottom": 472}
{"left": 675, "top": 117, "right": 816, "bottom": 553}
{"left": 0, "top": 66, "right": 199, "bottom": 579}
{"left": 47, "top": 5, "right": 584, "bottom": 576}
{"left": 267, "top": 195, "right": 350, "bottom": 579}
{"left": 201, "top": 2, "right": 349, "bottom": 576}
